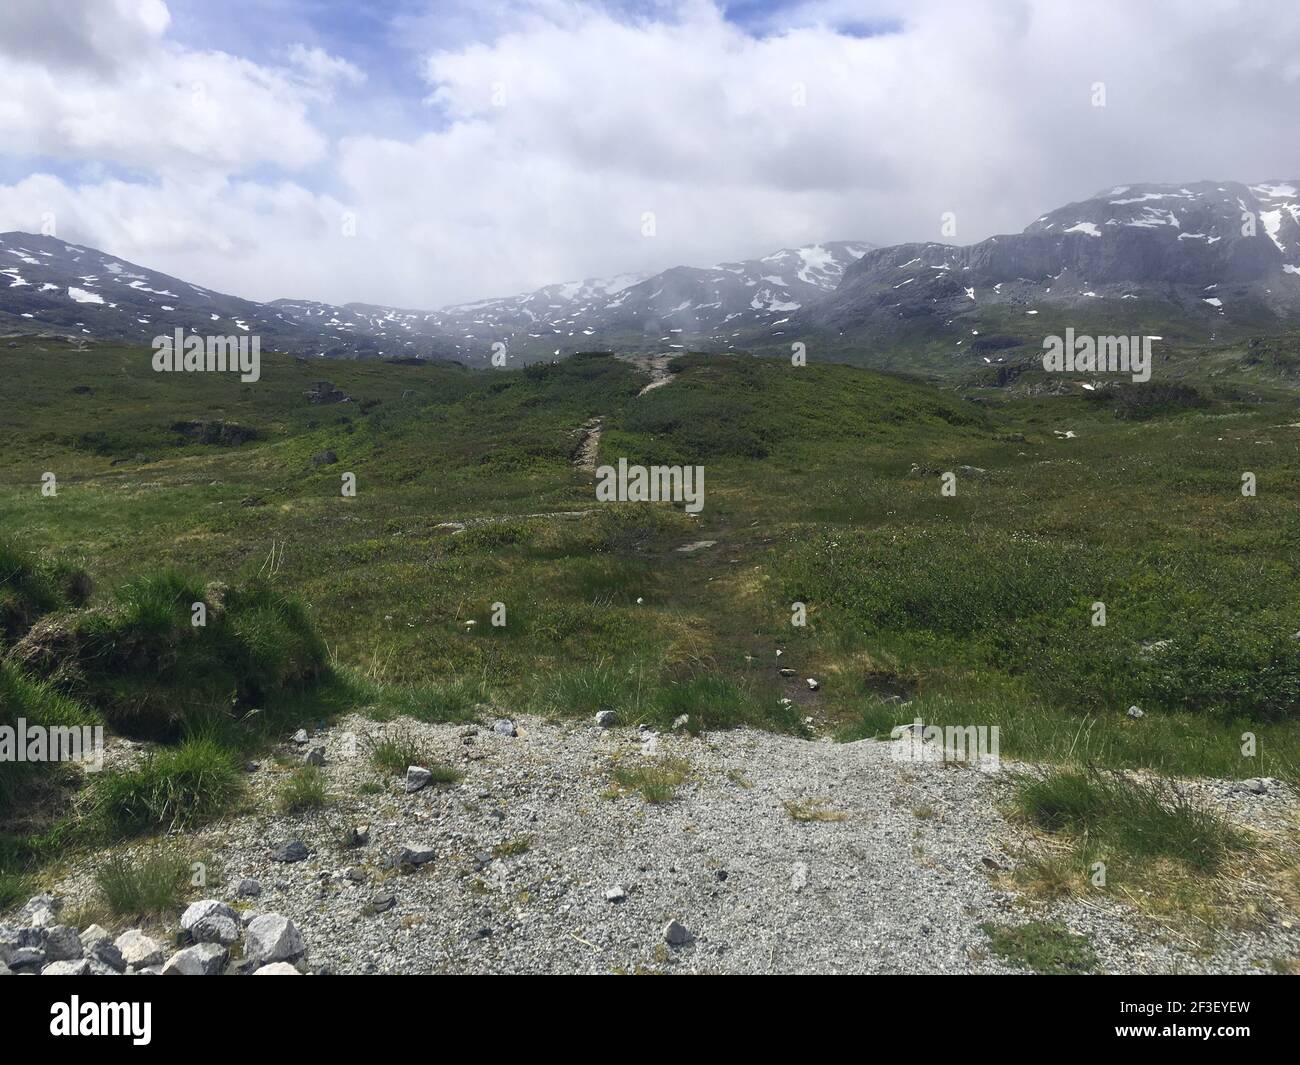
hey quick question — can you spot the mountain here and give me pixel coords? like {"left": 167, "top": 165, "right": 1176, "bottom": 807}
{"left": 784, "top": 181, "right": 1300, "bottom": 370}
{"left": 5, "top": 181, "right": 1300, "bottom": 372}
{"left": 0, "top": 232, "right": 870, "bottom": 364}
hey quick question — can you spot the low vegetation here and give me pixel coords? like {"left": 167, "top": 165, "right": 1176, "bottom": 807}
{"left": 1, "top": 340, "right": 1298, "bottom": 922}
{"left": 608, "top": 756, "right": 690, "bottom": 804}
{"left": 94, "top": 848, "right": 196, "bottom": 919}
{"left": 277, "top": 765, "right": 330, "bottom": 813}
{"left": 980, "top": 920, "right": 1098, "bottom": 974}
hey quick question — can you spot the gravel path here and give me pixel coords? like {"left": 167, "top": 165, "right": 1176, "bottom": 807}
{"left": 46, "top": 715, "right": 1300, "bottom": 975}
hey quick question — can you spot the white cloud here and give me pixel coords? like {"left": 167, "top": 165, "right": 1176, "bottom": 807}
{"left": 1, "top": 0, "right": 1299, "bottom": 308}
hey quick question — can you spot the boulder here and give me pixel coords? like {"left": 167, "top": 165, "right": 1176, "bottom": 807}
{"left": 20, "top": 893, "right": 58, "bottom": 928}
{"left": 42, "top": 959, "right": 91, "bottom": 976}
{"left": 270, "top": 839, "right": 309, "bottom": 863}
{"left": 244, "top": 914, "right": 305, "bottom": 965}
{"left": 253, "top": 962, "right": 301, "bottom": 975}
{"left": 161, "top": 943, "right": 228, "bottom": 976}
{"left": 115, "top": 930, "right": 164, "bottom": 969}
{"left": 180, "top": 899, "right": 242, "bottom": 946}
{"left": 42, "top": 925, "right": 83, "bottom": 962}
{"left": 663, "top": 920, "right": 691, "bottom": 947}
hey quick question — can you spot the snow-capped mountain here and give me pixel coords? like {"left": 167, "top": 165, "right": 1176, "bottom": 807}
{"left": 794, "top": 181, "right": 1300, "bottom": 363}
{"left": 5, "top": 181, "right": 1300, "bottom": 369}
{"left": 0, "top": 234, "right": 869, "bottom": 363}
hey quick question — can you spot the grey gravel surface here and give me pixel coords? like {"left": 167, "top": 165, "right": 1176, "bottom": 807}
{"left": 37, "top": 714, "right": 1300, "bottom": 975}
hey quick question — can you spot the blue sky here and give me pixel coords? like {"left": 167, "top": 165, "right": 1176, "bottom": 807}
{"left": 0, "top": 0, "right": 1297, "bottom": 308}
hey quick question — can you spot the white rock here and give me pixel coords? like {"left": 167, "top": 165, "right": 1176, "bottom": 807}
{"left": 79, "top": 924, "right": 111, "bottom": 950}
{"left": 595, "top": 710, "right": 617, "bottom": 727}
{"left": 115, "top": 929, "right": 164, "bottom": 969}
{"left": 20, "top": 894, "right": 58, "bottom": 928}
{"left": 406, "top": 765, "right": 432, "bottom": 792}
{"left": 604, "top": 885, "right": 627, "bottom": 902}
{"left": 244, "top": 914, "right": 305, "bottom": 965}
{"left": 806, "top": 678, "right": 820, "bottom": 691}
{"left": 162, "top": 943, "right": 228, "bottom": 975}
{"left": 1127, "top": 705, "right": 1145, "bottom": 719}
{"left": 252, "top": 962, "right": 301, "bottom": 975}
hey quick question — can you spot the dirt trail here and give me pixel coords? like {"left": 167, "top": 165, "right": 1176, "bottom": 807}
{"left": 616, "top": 353, "right": 678, "bottom": 396}
{"left": 572, "top": 417, "right": 603, "bottom": 471}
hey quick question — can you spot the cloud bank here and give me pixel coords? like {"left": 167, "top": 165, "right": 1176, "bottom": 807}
{"left": 0, "top": 0, "right": 1297, "bottom": 307}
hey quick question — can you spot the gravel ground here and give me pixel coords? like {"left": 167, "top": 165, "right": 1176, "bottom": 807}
{"left": 43, "top": 714, "right": 1300, "bottom": 975}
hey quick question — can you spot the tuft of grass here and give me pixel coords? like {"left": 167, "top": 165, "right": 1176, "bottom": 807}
{"left": 94, "top": 736, "right": 242, "bottom": 835}
{"left": 981, "top": 920, "right": 1098, "bottom": 974}
{"left": 95, "top": 848, "right": 193, "bottom": 919}
{"left": 610, "top": 756, "right": 690, "bottom": 804}
{"left": 0, "top": 869, "right": 30, "bottom": 911}
{"left": 278, "top": 765, "right": 330, "bottom": 813}
{"left": 492, "top": 836, "right": 532, "bottom": 858}
{"left": 784, "top": 797, "right": 849, "bottom": 822}
{"left": 1014, "top": 768, "right": 1248, "bottom": 873}
{"left": 365, "top": 731, "right": 460, "bottom": 785}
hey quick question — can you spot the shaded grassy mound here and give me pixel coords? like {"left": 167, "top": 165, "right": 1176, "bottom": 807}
{"left": 0, "top": 539, "right": 92, "bottom": 645}
{"left": 0, "top": 661, "right": 100, "bottom": 814}
{"left": 6, "top": 570, "right": 327, "bottom": 740}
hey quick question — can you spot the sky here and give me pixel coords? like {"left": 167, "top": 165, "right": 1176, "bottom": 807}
{"left": 0, "top": 0, "right": 1298, "bottom": 309}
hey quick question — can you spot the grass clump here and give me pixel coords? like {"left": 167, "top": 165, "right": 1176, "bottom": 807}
{"left": 609, "top": 756, "right": 689, "bottom": 804}
{"left": 367, "top": 731, "right": 461, "bottom": 783}
{"left": 783, "top": 798, "right": 849, "bottom": 823}
{"left": 277, "top": 765, "right": 330, "bottom": 813}
{"left": 1014, "top": 768, "right": 1248, "bottom": 874}
{"left": 94, "top": 736, "right": 242, "bottom": 835}
{"left": 492, "top": 836, "right": 532, "bottom": 858}
{"left": 980, "top": 920, "right": 1098, "bottom": 974}
{"left": 94, "top": 848, "right": 194, "bottom": 919}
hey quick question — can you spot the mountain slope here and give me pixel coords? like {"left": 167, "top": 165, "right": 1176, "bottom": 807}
{"left": 782, "top": 181, "right": 1300, "bottom": 371}
{"left": 0, "top": 232, "right": 870, "bottom": 364}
